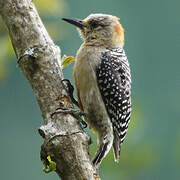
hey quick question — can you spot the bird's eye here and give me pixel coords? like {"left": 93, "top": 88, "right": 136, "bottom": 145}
{"left": 90, "top": 21, "right": 99, "bottom": 28}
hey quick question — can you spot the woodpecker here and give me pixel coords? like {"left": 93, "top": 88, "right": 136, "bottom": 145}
{"left": 62, "top": 14, "right": 132, "bottom": 168}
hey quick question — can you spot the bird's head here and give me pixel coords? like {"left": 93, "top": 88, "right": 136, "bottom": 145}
{"left": 62, "top": 14, "right": 125, "bottom": 48}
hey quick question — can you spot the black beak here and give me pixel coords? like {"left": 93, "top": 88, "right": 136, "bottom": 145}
{"left": 62, "top": 18, "right": 86, "bottom": 29}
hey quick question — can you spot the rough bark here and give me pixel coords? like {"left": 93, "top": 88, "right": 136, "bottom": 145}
{"left": 0, "top": 0, "right": 100, "bottom": 179}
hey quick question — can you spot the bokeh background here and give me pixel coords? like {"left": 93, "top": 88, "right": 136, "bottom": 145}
{"left": 0, "top": 0, "right": 180, "bottom": 179}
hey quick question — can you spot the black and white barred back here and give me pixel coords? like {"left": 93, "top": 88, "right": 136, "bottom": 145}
{"left": 96, "top": 47, "right": 131, "bottom": 147}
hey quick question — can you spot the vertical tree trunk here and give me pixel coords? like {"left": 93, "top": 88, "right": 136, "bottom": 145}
{"left": 0, "top": 0, "right": 100, "bottom": 179}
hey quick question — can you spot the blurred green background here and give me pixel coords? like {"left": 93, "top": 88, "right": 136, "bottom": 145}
{"left": 0, "top": 0, "right": 180, "bottom": 179}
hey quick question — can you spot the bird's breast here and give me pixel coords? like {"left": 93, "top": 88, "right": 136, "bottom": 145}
{"left": 73, "top": 46, "right": 102, "bottom": 96}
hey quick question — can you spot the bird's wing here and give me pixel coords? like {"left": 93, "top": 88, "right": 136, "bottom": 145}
{"left": 96, "top": 47, "right": 132, "bottom": 160}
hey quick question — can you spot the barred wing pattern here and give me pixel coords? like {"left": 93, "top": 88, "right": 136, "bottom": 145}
{"left": 96, "top": 47, "right": 131, "bottom": 149}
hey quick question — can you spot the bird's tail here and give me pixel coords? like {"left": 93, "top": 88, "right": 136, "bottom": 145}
{"left": 113, "top": 133, "right": 121, "bottom": 162}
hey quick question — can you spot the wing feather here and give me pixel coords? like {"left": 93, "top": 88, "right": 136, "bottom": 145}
{"left": 96, "top": 47, "right": 132, "bottom": 150}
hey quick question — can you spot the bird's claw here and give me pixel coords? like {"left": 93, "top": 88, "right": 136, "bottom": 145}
{"left": 51, "top": 107, "right": 87, "bottom": 129}
{"left": 61, "top": 79, "right": 79, "bottom": 107}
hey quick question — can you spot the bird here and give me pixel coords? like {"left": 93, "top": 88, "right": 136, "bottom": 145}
{"left": 62, "top": 13, "right": 132, "bottom": 168}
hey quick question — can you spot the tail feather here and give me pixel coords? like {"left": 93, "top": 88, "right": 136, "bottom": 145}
{"left": 113, "top": 133, "right": 121, "bottom": 162}
{"left": 92, "top": 142, "right": 108, "bottom": 167}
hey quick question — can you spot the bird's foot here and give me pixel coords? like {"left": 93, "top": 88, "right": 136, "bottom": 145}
{"left": 51, "top": 107, "right": 87, "bottom": 129}
{"left": 61, "top": 79, "right": 79, "bottom": 107}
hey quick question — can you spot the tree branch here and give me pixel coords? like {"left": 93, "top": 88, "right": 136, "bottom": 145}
{"left": 0, "top": 0, "right": 100, "bottom": 179}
